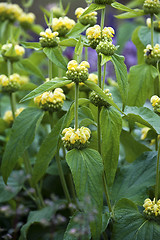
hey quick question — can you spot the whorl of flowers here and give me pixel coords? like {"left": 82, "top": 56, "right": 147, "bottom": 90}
{"left": 89, "top": 88, "right": 113, "bottom": 107}
{"left": 0, "top": 74, "right": 21, "bottom": 92}
{"left": 0, "top": 2, "right": 23, "bottom": 22}
{"left": 52, "top": 16, "right": 75, "bottom": 36}
{"left": 150, "top": 95, "right": 160, "bottom": 113}
{"left": 62, "top": 127, "right": 91, "bottom": 150}
{"left": 75, "top": 7, "right": 97, "bottom": 26}
{"left": 1, "top": 43, "right": 25, "bottom": 62}
{"left": 34, "top": 88, "right": 65, "bottom": 112}
{"left": 3, "top": 107, "right": 24, "bottom": 125}
{"left": 86, "top": 25, "right": 115, "bottom": 49}
{"left": 144, "top": 44, "right": 160, "bottom": 64}
{"left": 66, "top": 60, "right": 90, "bottom": 83}
{"left": 143, "top": 0, "right": 160, "bottom": 14}
{"left": 39, "top": 28, "right": 59, "bottom": 48}
{"left": 18, "top": 12, "right": 35, "bottom": 28}
{"left": 143, "top": 198, "right": 160, "bottom": 217}
{"left": 94, "top": 0, "right": 115, "bottom": 4}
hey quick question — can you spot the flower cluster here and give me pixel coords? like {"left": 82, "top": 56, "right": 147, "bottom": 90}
{"left": 144, "top": 44, "right": 160, "bottom": 64}
{"left": 52, "top": 17, "right": 75, "bottom": 36}
{"left": 90, "top": 89, "right": 113, "bottom": 107}
{"left": 66, "top": 60, "right": 90, "bottom": 83}
{"left": 143, "top": 198, "right": 160, "bottom": 217}
{"left": 96, "top": 40, "right": 116, "bottom": 56}
{"left": 39, "top": 28, "right": 59, "bottom": 48}
{"left": 0, "top": 74, "right": 21, "bottom": 92}
{"left": 143, "top": 0, "right": 160, "bottom": 14}
{"left": 18, "top": 12, "right": 35, "bottom": 29}
{"left": 75, "top": 7, "right": 97, "bottom": 26}
{"left": 62, "top": 127, "right": 91, "bottom": 150}
{"left": 34, "top": 88, "right": 65, "bottom": 112}
{"left": 150, "top": 95, "right": 160, "bottom": 113}
{"left": 3, "top": 107, "right": 24, "bottom": 125}
{"left": 86, "top": 25, "right": 115, "bottom": 53}
{"left": 0, "top": 2, "right": 23, "bottom": 22}
{"left": 1, "top": 43, "right": 25, "bottom": 62}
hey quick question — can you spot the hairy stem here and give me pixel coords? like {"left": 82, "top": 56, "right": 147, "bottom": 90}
{"left": 9, "top": 93, "right": 16, "bottom": 120}
{"left": 151, "top": 13, "right": 154, "bottom": 48}
{"left": 48, "top": 59, "right": 53, "bottom": 80}
{"left": 155, "top": 138, "right": 160, "bottom": 203}
{"left": 75, "top": 82, "right": 79, "bottom": 130}
{"left": 102, "top": 63, "right": 107, "bottom": 90}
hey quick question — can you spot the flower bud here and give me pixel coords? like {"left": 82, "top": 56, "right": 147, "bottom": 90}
{"left": 1, "top": 43, "right": 25, "bottom": 62}
{"left": 52, "top": 17, "right": 75, "bottom": 36}
{"left": 89, "top": 89, "right": 113, "bottom": 107}
{"left": 150, "top": 95, "right": 160, "bottom": 113}
{"left": 66, "top": 60, "right": 90, "bottom": 83}
{"left": 34, "top": 88, "right": 65, "bottom": 112}
{"left": 75, "top": 7, "right": 97, "bottom": 26}
{"left": 39, "top": 28, "right": 59, "bottom": 48}
{"left": 62, "top": 126, "right": 91, "bottom": 150}
{"left": 96, "top": 40, "right": 116, "bottom": 56}
{"left": 0, "top": 73, "right": 20, "bottom": 93}
{"left": 94, "top": 0, "right": 115, "bottom": 4}
{"left": 143, "top": 0, "right": 160, "bottom": 14}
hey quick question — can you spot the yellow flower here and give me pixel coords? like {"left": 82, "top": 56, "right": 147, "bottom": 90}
{"left": 88, "top": 73, "right": 98, "bottom": 84}
{"left": 67, "top": 60, "right": 78, "bottom": 70}
{"left": 102, "top": 27, "right": 115, "bottom": 38}
{"left": 0, "top": 75, "right": 9, "bottom": 86}
{"left": 143, "top": 198, "right": 160, "bottom": 217}
{"left": 15, "top": 45, "right": 25, "bottom": 56}
{"left": 18, "top": 12, "right": 35, "bottom": 24}
{"left": 15, "top": 107, "right": 24, "bottom": 117}
{"left": 141, "top": 127, "right": 150, "bottom": 140}
{"left": 52, "top": 16, "right": 75, "bottom": 36}
{"left": 75, "top": 7, "right": 84, "bottom": 18}
{"left": 150, "top": 95, "right": 160, "bottom": 106}
{"left": 146, "top": 18, "right": 151, "bottom": 28}
{"left": 79, "top": 61, "right": 90, "bottom": 69}
{"left": 3, "top": 110, "right": 13, "bottom": 125}
{"left": 86, "top": 25, "right": 101, "bottom": 39}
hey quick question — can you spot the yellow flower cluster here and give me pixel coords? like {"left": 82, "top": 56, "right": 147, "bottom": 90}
{"left": 0, "top": 2, "right": 23, "bottom": 22}
{"left": 18, "top": 12, "right": 35, "bottom": 28}
{"left": 86, "top": 25, "right": 115, "bottom": 49}
{"left": 3, "top": 107, "right": 24, "bottom": 125}
{"left": 34, "top": 88, "right": 65, "bottom": 112}
{"left": 52, "top": 16, "right": 75, "bottom": 36}
{"left": 144, "top": 44, "right": 160, "bottom": 64}
{"left": 0, "top": 74, "right": 21, "bottom": 92}
{"left": 62, "top": 126, "right": 91, "bottom": 150}
{"left": 66, "top": 60, "right": 90, "bottom": 83}
{"left": 143, "top": 198, "right": 160, "bottom": 217}
{"left": 75, "top": 7, "right": 97, "bottom": 26}
{"left": 1, "top": 43, "right": 25, "bottom": 62}
{"left": 39, "top": 28, "right": 59, "bottom": 47}
{"left": 88, "top": 73, "right": 98, "bottom": 84}
{"left": 150, "top": 95, "right": 160, "bottom": 113}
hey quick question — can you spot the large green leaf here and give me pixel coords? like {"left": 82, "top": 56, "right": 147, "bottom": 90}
{"left": 0, "top": 118, "right": 7, "bottom": 133}
{"left": 20, "top": 78, "right": 71, "bottom": 102}
{"left": 112, "top": 198, "right": 160, "bottom": 240}
{"left": 132, "top": 27, "right": 145, "bottom": 64}
{"left": 1, "top": 107, "right": 44, "bottom": 184}
{"left": 115, "top": 9, "right": 145, "bottom": 19}
{"left": 15, "top": 59, "right": 45, "bottom": 81}
{"left": 0, "top": 170, "right": 25, "bottom": 203}
{"left": 101, "top": 107, "right": 122, "bottom": 186}
{"left": 111, "top": 152, "right": 157, "bottom": 204}
{"left": 121, "top": 129, "right": 151, "bottom": 163}
{"left": 43, "top": 47, "right": 67, "bottom": 70}
{"left": 111, "top": 53, "right": 128, "bottom": 107}
{"left": 138, "top": 26, "right": 160, "bottom": 46}
{"left": 84, "top": 80, "right": 123, "bottom": 113}
{"left": 124, "top": 106, "right": 160, "bottom": 134}
{"left": 66, "top": 148, "right": 104, "bottom": 239}
{"left": 21, "top": 41, "right": 42, "bottom": 50}
{"left": 59, "top": 38, "right": 78, "bottom": 47}
{"left": 80, "top": 3, "right": 105, "bottom": 17}
{"left": 128, "top": 64, "right": 158, "bottom": 107}
{"left": 66, "top": 22, "right": 89, "bottom": 38}
{"left": 19, "top": 206, "right": 56, "bottom": 240}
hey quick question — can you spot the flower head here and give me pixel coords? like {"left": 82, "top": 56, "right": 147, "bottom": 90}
{"left": 143, "top": 198, "right": 160, "bottom": 217}
{"left": 3, "top": 107, "right": 24, "bottom": 125}
{"left": 143, "top": 0, "right": 160, "bottom": 14}
{"left": 1, "top": 43, "right": 25, "bottom": 62}
{"left": 52, "top": 16, "right": 75, "bottom": 36}
{"left": 39, "top": 28, "right": 59, "bottom": 47}
{"left": 18, "top": 12, "right": 35, "bottom": 28}
{"left": 90, "top": 88, "right": 113, "bottom": 107}
{"left": 0, "top": 73, "right": 20, "bottom": 92}
{"left": 0, "top": 3, "right": 23, "bottom": 22}
{"left": 75, "top": 7, "right": 97, "bottom": 26}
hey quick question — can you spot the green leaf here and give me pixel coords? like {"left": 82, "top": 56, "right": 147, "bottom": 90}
{"left": 21, "top": 41, "right": 42, "bottom": 50}
{"left": 20, "top": 82, "right": 37, "bottom": 91}
{"left": 66, "top": 22, "right": 89, "bottom": 38}
{"left": 84, "top": 80, "right": 123, "bottom": 113}
{"left": 115, "top": 9, "right": 145, "bottom": 19}
{"left": 124, "top": 106, "right": 160, "bottom": 134}
{"left": 19, "top": 206, "right": 55, "bottom": 240}
{"left": 121, "top": 130, "right": 151, "bottom": 163}
{"left": 0, "top": 170, "right": 25, "bottom": 203}
{"left": 31, "top": 24, "right": 44, "bottom": 34}
{"left": 112, "top": 152, "right": 157, "bottom": 204}
{"left": 132, "top": 26, "right": 145, "bottom": 64}
{"left": 128, "top": 64, "right": 158, "bottom": 107}
{"left": 112, "top": 198, "right": 160, "bottom": 240}
{"left": 80, "top": 3, "right": 105, "bottom": 17}
{"left": 1, "top": 108, "right": 44, "bottom": 184}
{"left": 101, "top": 54, "right": 112, "bottom": 66}
{"left": 111, "top": 2, "right": 135, "bottom": 12}
{"left": 0, "top": 118, "right": 7, "bottom": 133}
{"left": 43, "top": 47, "right": 67, "bottom": 70}
{"left": 59, "top": 38, "right": 78, "bottom": 47}
{"left": 138, "top": 26, "right": 160, "bottom": 46}
{"left": 15, "top": 59, "right": 45, "bottom": 81}
{"left": 111, "top": 53, "right": 128, "bottom": 107}
{"left": 20, "top": 78, "right": 71, "bottom": 102}
{"left": 101, "top": 107, "right": 122, "bottom": 186}
{"left": 66, "top": 148, "right": 104, "bottom": 239}
{"left": 75, "top": 35, "right": 83, "bottom": 56}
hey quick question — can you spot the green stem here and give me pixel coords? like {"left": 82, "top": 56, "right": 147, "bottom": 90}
{"left": 157, "top": 61, "right": 160, "bottom": 97}
{"left": 101, "top": 8, "right": 106, "bottom": 33}
{"left": 75, "top": 82, "right": 79, "bottom": 130}
{"left": 85, "top": 47, "right": 88, "bottom": 61}
{"left": 103, "top": 174, "right": 112, "bottom": 212}
{"left": 49, "top": 111, "right": 54, "bottom": 130}
{"left": 56, "top": 153, "right": 72, "bottom": 204}
{"left": 98, "top": 106, "right": 101, "bottom": 154}
{"left": 7, "top": 60, "right": 13, "bottom": 76}
{"left": 151, "top": 13, "right": 154, "bottom": 48}
{"left": 98, "top": 54, "right": 102, "bottom": 88}
{"left": 155, "top": 138, "right": 160, "bottom": 203}
{"left": 48, "top": 59, "right": 53, "bottom": 80}
{"left": 102, "top": 63, "right": 106, "bottom": 90}
{"left": 9, "top": 93, "right": 16, "bottom": 120}
{"left": 68, "top": 173, "right": 78, "bottom": 205}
